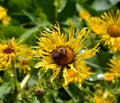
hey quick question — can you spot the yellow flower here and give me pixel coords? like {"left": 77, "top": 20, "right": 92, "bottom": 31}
{"left": 89, "top": 9, "right": 120, "bottom": 52}
{"left": 0, "top": 6, "right": 7, "bottom": 20}
{"left": 0, "top": 6, "right": 11, "bottom": 25}
{"left": 34, "top": 22, "right": 99, "bottom": 86}
{"left": 63, "top": 61, "right": 91, "bottom": 86}
{"left": 89, "top": 17, "right": 103, "bottom": 34}
{"left": 16, "top": 58, "right": 31, "bottom": 74}
{"left": 104, "top": 72, "right": 114, "bottom": 82}
{"left": 2, "top": 15, "right": 11, "bottom": 25}
{"left": 0, "top": 38, "right": 31, "bottom": 70}
{"left": 108, "top": 58, "right": 120, "bottom": 78}
{"left": 79, "top": 9, "right": 91, "bottom": 21}
{"left": 94, "top": 91, "right": 115, "bottom": 103}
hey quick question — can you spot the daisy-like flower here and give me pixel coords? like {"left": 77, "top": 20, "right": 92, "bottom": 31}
{"left": 34, "top": 22, "right": 99, "bottom": 86}
{"left": 89, "top": 9, "right": 120, "bottom": 52}
{"left": 16, "top": 58, "right": 31, "bottom": 74}
{"left": 0, "top": 6, "right": 11, "bottom": 25}
{"left": 0, "top": 6, "right": 7, "bottom": 20}
{"left": 89, "top": 17, "right": 103, "bottom": 34}
{"left": 108, "top": 58, "right": 120, "bottom": 78}
{"left": 2, "top": 15, "right": 11, "bottom": 25}
{"left": 0, "top": 38, "right": 31, "bottom": 71}
{"left": 93, "top": 91, "right": 115, "bottom": 103}
{"left": 79, "top": 9, "right": 91, "bottom": 21}
{"left": 104, "top": 72, "right": 114, "bottom": 82}
{"left": 94, "top": 93, "right": 115, "bottom": 103}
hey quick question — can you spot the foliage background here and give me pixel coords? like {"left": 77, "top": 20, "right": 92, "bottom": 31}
{"left": 0, "top": 0, "right": 120, "bottom": 103}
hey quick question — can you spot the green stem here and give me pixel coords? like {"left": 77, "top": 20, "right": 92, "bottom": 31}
{"left": 12, "top": 60, "right": 17, "bottom": 89}
{"left": 12, "top": 60, "right": 18, "bottom": 103}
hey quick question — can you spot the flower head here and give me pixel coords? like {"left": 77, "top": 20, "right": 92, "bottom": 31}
{"left": 16, "top": 58, "right": 31, "bottom": 74}
{"left": 89, "top": 9, "right": 120, "bottom": 52}
{"left": 104, "top": 72, "right": 114, "bottom": 82}
{"left": 0, "top": 38, "right": 31, "bottom": 70}
{"left": 79, "top": 9, "right": 91, "bottom": 21}
{"left": 2, "top": 15, "right": 11, "bottom": 25}
{"left": 35, "top": 22, "right": 99, "bottom": 86}
{"left": 108, "top": 58, "right": 120, "bottom": 78}
{"left": 0, "top": 6, "right": 7, "bottom": 20}
{"left": 94, "top": 91, "right": 115, "bottom": 103}
{"left": 0, "top": 6, "right": 11, "bottom": 25}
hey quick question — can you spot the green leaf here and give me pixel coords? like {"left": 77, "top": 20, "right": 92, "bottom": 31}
{"left": 35, "top": 0, "right": 56, "bottom": 22}
{"left": 32, "top": 97, "right": 40, "bottom": 103}
{"left": 0, "top": 25, "right": 27, "bottom": 40}
{"left": 109, "top": 0, "right": 120, "bottom": 5}
{"left": 54, "top": 0, "right": 67, "bottom": 13}
{"left": 18, "top": 21, "right": 50, "bottom": 42}
{"left": 86, "top": 49, "right": 113, "bottom": 71}
{"left": 68, "top": 83, "right": 84, "bottom": 103}
{"left": 0, "top": 82, "right": 11, "bottom": 100}
{"left": 91, "top": 0, "right": 120, "bottom": 11}
{"left": 58, "top": 0, "right": 76, "bottom": 21}
{"left": 22, "top": 10, "right": 37, "bottom": 25}
{"left": 8, "top": 0, "right": 33, "bottom": 12}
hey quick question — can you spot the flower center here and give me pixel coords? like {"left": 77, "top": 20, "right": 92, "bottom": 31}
{"left": 51, "top": 46, "right": 74, "bottom": 65}
{"left": 3, "top": 47, "right": 14, "bottom": 54}
{"left": 22, "top": 59, "right": 29, "bottom": 65}
{"left": 107, "top": 24, "right": 120, "bottom": 37}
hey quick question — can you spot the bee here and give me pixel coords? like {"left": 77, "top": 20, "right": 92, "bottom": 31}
{"left": 51, "top": 46, "right": 74, "bottom": 65}
{"left": 51, "top": 47, "right": 66, "bottom": 62}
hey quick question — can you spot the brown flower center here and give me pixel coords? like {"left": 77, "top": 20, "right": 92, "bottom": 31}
{"left": 51, "top": 46, "right": 74, "bottom": 65}
{"left": 107, "top": 24, "right": 120, "bottom": 37}
{"left": 22, "top": 59, "right": 29, "bottom": 65}
{"left": 3, "top": 47, "right": 14, "bottom": 54}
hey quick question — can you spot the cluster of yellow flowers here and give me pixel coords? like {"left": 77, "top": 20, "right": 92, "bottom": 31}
{"left": 0, "top": 38, "right": 31, "bottom": 73}
{"left": 0, "top": 6, "right": 11, "bottom": 25}
{"left": 1, "top": 5, "right": 120, "bottom": 102}
{"left": 80, "top": 9, "right": 120, "bottom": 81}
{"left": 79, "top": 9, "right": 120, "bottom": 102}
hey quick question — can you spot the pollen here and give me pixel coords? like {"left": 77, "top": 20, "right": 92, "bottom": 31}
{"left": 107, "top": 24, "right": 120, "bottom": 37}
{"left": 3, "top": 47, "right": 14, "bottom": 54}
{"left": 51, "top": 46, "right": 74, "bottom": 65}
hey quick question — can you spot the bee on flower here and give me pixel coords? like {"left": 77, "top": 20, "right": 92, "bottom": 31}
{"left": 34, "top": 21, "right": 99, "bottom": 86}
